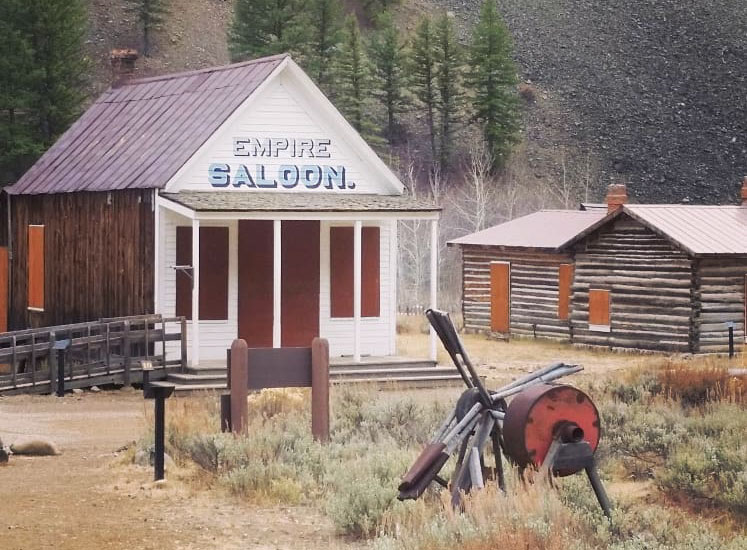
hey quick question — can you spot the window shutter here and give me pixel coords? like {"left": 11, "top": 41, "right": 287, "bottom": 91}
{"left": 28, "top": 226, "right": 45, "bottom": 310}
{"left": 362, "top": 227, "right": 380, "bottom": 317}
{"left": 175, "top": 226, "right": 229, "bottom": 320}
{"left": 588, "top": 289, "right": 611, "bottom": 326}
{"left": 558, "top": 264, "right": 574, "bottom": 320}
{"left": 330, "top": 226, "right": 380, "bottom": 318}
{"left": 330, "top": 227, "right": 354, "bottom": 318}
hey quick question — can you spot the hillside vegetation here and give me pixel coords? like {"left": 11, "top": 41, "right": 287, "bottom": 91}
{"left": 76, "top": 0, "right": 747, "bottom": 203}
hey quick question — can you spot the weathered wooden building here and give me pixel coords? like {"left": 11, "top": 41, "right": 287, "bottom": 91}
{"left": 452, "top": 181, "right": 747, "bottom": 353}
{"left": 2, "top": 55, "right": 441, "bottom": 364}
{"left": 568, "top": 180, "right": 747, "bottom": 353}
{"left": 448, "top": 209, "right": 606, "bottom": 339}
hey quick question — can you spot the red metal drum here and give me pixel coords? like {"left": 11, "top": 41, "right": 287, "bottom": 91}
{"left": 503, "top": 383, "right": 600, "bottom": 476}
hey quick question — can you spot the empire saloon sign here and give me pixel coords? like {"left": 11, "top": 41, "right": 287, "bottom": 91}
{"left": 208, "top": 137, "right": 355, "bottom": 190}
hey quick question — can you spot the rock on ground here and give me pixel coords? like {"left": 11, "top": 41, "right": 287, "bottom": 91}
{"left": 10, "top": 438, "right": 61, "bottom": 456}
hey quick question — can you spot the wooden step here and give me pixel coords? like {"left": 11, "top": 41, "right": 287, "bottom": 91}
{"left": 329, "top": 366, "right": 459, "bottom": 380}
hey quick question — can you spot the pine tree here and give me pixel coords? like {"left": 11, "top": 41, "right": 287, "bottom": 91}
{"left": 434, "top": 13, "right": 464, "bottom": 174}
{"left": 126, "top": 0, "right": 169, "bottom": 57}
{"left": 15, "top": 0, "right": 88, "bottom": 147}
{"left": 229, "top": 0, "right": 305, "bottom": 61}
{"left": 410, "top": 15, "right": 438, "bottom": 162}
{"left": 304, "top": 0, "right": 344, "bottom": 92}
{"left": 468, "top": 0, "right": 520, "bottom": 168}
{"left": 0, "top": 0, "right": 40, "bottom": 184}
{"left": 369, "top": 13, "right": 407, "bottom": 143}
{"left": 334, "top": 16, "right": 375, "bottom": 137}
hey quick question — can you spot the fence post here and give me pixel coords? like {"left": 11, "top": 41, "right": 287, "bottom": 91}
{"left": 311, "top": 337, "right": 330, "bottom": 442}
{"left": 180, "top": 317, "right": 187, "bottom": 372}
{"left": 48, "top": 331, "right": 57, "bottom": 395}
{"left": 229, "top": 339, "right": 249, "bottom": 434}
{"left": 123, "top": 320, "right": 131, "bottom": 387}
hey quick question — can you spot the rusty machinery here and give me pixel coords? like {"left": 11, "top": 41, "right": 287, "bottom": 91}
{"left": 398, "top": 309, "right": 611, "bottom": 517}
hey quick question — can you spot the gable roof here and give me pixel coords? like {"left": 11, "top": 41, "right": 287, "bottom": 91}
{"left": 624, "top": 205, "right": 747, "bottom": 256}
{"left": 448, "top": 210, "right": 607, "bottom": 251}
{"left": 6, "top": 55, "right": 288, "bottom": 195}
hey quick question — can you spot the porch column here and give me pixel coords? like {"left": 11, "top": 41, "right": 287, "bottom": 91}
{"left": 273, "top": 219, "right": 282, "bottom": 348}
{"left": 191, "top": 219, "right": 200, "bottom": 367}
{"left": 389, "top": 218, "right": 398, "bottom": 356}
{"left": 353, "top": 220, "right": 362, "bottom": 362}
{"left": 429, "top": 219, "right": 438, "bottom": 361}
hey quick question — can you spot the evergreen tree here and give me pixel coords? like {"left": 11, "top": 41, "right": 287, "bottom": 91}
{"left": 410, "top": 15, "right": 438, "bottom": 162}
{"left": 0, "top": 0, "right": 40, "bottom": 184}
{"left": 434, "top": 13, "right": 464, "bottom": 174}
{"left": 369, "top": 13, "right": 407, "bottom": 143}
{"left": 468, "top": 0, "right": 520, "bottom": 168}
{"left": 304, "top": 0, "right": 344, "bottom": 92}
{"left": 229, "top": 0, "right": 305, "bottom": 61}
{"left": 126, "top": 0, "right": 169, "bottom": 57}
{"left": 334, "top": 16, "right": 375, "bottom": 137}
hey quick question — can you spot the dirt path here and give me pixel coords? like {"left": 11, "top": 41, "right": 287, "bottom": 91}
{"left": 0, "top": 391, "right": 351, "bottom": 550}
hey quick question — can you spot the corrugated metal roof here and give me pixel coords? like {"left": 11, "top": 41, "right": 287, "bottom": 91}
{"left": 624, "top": 205, "right": 747, "bottom": 256}
{"left": 161, "top": 192, "right": 439, "bottom": 212}
{"left": 448, "top": 210, "right": 606, "bottom": 250}
{"left": 6, "top": 55, "right": 288, "bottom": 195}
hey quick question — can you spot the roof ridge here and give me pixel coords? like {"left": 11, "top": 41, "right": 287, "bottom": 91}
{"left": 115, "top": 54, "right": 289, "bottom": 87}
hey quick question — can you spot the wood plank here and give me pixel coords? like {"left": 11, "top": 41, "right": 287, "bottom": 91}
{"left": 588, "top": 289, "right": 610, "bottom": 326}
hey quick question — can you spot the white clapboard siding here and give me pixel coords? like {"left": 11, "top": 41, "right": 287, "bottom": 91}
{"left": 161, "top": 210, "right": 239, "bottom": 361}
{"left": 319, "top": 221, "right": 393, "bottom": 357}
{"left": 167, "top": 70, "right": 396, "bottom": 195}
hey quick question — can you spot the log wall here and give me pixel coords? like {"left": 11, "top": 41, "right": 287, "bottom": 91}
{"left": 460, "top": 246, "right": 573, "bottom": 340}
{"left": 8, "top": 190, "right": 155, "bottom": 330}
{"left": 570, "top": 216, "right": 694, "bottom": 352}
{"left": 694, "top": 258, "right": 747, "bottom": 353}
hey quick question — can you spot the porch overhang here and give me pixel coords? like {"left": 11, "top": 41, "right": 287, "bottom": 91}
{"left": 158, "top": 191, "right": 440, "bottom": 220}
{"left": 154, "top": 191, "right": 441, "bottom": 366}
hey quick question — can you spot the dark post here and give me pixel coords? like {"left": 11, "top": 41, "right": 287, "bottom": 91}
{"left": 154, "top": 393, "right": 166, "bottom": 480}
{"left": 49, "top": 331, "right": 57, "bottom": 395}
{"left": 180, "top": 317, "right": 188, "bottom": 372}
{"left": 53, "top": 339, "right": 71, "bottom": 397}
{"left": 230, "top": 339, "right": 249, "bottom": 434}
{"left": 311, "top": 338, "right": 330, "bottom": 442}
{"left": 728, "top": 322, "right": 735, "bottom": 358}
{"left": 220, "top": 347, "right": 233, "bottom": 432}
{"left": 123, "top": 320, "right": 132, "bottom": 386}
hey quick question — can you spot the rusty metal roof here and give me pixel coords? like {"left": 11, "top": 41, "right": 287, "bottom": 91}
{"left": 448, "top": 210, "right": 606, "bottom": 251}
{"left": 624, "top": 204, "right": 747, "bottom": 256}
{"left": 6, "top": 55, "right": 287, "bottom": 195}
{"left": 161, "top": 192, "right": 439, "bottom": 212}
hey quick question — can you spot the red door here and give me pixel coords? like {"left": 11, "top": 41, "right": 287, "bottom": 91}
{"left": 281, "top": 221, "right": 320, "bottom": 346}
{"left": 238, "top": 220, "right": 274, "bottom": 347}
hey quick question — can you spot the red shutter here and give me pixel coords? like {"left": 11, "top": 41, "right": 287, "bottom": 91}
{"left": 558, "top": 264, "right": 574, "bottom": 320}
{"left": 199, "top": 227, "right": 229, "bottom": 320}
{"left": 175, "top": 226, "right": 229, "bottom": 320}
{"left": 588, "top": 289, "right": 610, "bottom": 326}
{"left": 238, "top": 220, "right": 274, "bottom": 347}
{"left": 330, "top": 226, "right": 380, "bottom": 318}
{"left": 362, "top": 227, "right": 380, "bottom": 317}
{"left": 490, "top": 262, "right": 510, "bottom": 332}
{"left": 175, "top": 227, "right": 192, "bottom": 319}
{"left": 28, "top": 226, "right": 44, "bottom": 310}
{"left": 330, "top": 227, "right": 354, "bottom": 318}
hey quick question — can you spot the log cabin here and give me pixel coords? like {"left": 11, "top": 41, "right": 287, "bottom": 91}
{"left": 452, "top": 180, "right": 747, "bottom": 354}
{"left": 0, "top": 55, "right": 441, "bottom": 365}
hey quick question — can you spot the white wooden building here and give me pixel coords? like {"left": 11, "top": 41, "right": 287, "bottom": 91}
{"left": 5, "top": 54, "right": 440, "bottom": 366}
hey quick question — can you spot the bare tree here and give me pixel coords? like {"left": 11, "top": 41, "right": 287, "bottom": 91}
{"left": 448, "top": 138, "right": 497, "bottom": 235}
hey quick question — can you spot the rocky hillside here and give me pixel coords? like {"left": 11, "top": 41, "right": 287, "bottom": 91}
{"left": 440, "top": 0, "right": 747, "bottom": 203}
{"left": 83, "top": 0, "right": 745, "bottom": 204}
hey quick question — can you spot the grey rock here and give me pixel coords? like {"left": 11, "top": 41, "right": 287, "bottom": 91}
{"left": 10, "top": 438, "right": 61, "bottom": 456}
{"left": 90, "top": 386, "right": 101, "bottom": 393}
{"left": 134, "top": 445, "right": 174, "bottom": 469}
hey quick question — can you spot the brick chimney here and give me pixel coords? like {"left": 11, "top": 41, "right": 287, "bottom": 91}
{"left": 110, "top": 49, "right": 139, "bottom": 80}
{"left": 605, "top": 183, "right": 628, "bottom": 213}
{"left": 740, "top": 176, "right": 747, "bottom": 206}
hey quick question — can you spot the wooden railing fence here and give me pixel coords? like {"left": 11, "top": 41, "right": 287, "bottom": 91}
{"left": 0, "top": 314, "right": 186, "bottom": 395}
